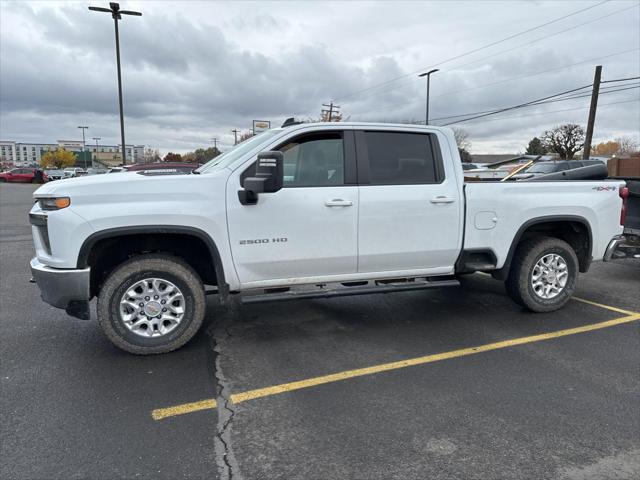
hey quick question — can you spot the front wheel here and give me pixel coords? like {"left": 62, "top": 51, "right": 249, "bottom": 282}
{"left": 505, "top": 237, "right": 578, "bottom": 312}
{"left": 97, "top": 254, "right": 206, "bottom": 354}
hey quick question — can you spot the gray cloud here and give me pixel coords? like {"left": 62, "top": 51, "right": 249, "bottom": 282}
{"left": 1, "top": 0, "right": 638, "bottom": 153}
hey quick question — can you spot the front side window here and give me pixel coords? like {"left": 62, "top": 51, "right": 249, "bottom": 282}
{"left": 241, "top": 132, "right": 345, "bottom": 187}
{"left": 278, "top": 133, "right": 344, "bottom": 187}
{"left": 364, "top": 131, "right": 438, "bottom": 185}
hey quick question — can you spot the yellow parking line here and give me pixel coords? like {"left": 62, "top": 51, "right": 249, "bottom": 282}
{"left": 151, "top": 398, "right": 217, "bottom": 421}
{"left": 151, "top": 311, "right": 640, "bottom": 421}
{"left": 572, "top": 296, "right": 638, "bottom": 316}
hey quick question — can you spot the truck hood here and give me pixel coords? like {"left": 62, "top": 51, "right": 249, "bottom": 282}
{"left": 33, "top": 170, "right": 228, "bottom": 206}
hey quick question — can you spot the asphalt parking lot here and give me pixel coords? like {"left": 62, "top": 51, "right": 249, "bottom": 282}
{"left": 1, "top": 182, "right": 639, "bottom": 480}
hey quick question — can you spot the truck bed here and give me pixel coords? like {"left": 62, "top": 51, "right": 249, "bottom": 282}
{"left": 462, "top": 180, "right": 625, "bottom": 269}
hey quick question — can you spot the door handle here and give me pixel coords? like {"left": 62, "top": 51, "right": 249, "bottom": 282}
{"left": 430, "top": 196, "right": 455, "bottom": 204}
{"left": 325, "top": 199, "right": 353, "bottom": 207}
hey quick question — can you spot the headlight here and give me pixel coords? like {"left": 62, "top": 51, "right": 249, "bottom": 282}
{"left": 37, "top": 197, "right": 71, "bottom": 210}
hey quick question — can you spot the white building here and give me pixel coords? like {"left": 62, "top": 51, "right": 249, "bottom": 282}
{"left": 0, "top": 140, "right": 144, "bottom": 166}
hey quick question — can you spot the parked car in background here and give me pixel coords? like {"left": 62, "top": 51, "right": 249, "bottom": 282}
{"left": 512, "top": 160, "right": 605, "bottom": 180}
{"left": 461, "top": 163, "right": 480, "bottom": 171}
{"left": 0, "top": 167, "right": 48, "bottom": 183}
{"left": 86, "top": 168, "right": 109, "bottom": 175}
{"left": 63, "top": 167, "right": 86, "bottom": 178}
{"left": 44, "top": 169, "right": 65, "bottom": 181}
{"left": 125, "top": 162, "right": 201, "bottom": 174}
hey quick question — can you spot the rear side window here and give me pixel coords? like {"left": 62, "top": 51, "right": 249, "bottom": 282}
{"left": 363, "top": 131, "right": 439, "bottom": 185}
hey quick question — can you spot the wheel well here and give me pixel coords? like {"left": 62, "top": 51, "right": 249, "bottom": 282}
{"left": 85, "top": 233, "right": 218, "bottom": 297}
{"left": 494, "top": 218, "right": 592, "bottom": 280}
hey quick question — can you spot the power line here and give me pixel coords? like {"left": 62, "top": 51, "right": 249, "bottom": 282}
{"left": 335, "top": 1, "right": 638, "bottom": 103}
{"left": 433, "top": 84, "right": 593, "bottom": 123}
{"left": 434, "top": 85, "right": 639, "bottom": 124}
{"left": 436, "top": 83, "right": 640, "bottom": 125}
{"left": 433, "top": 3, "right": 638, "bottom": 74}
{"left": 457, "top": 98, "right": 639, "bottom": 124}
{"left": 430, "top": 49, "right": 640, "bottom": 100}
{"left": 340, "top": 47, "right": 639, "bottom": 104}
{"left": 333, "top": 0, "right": 610, "bottom": 101}
{"left": 602, "top": 75, "right": 640, "bottom": 84}
{"left": 322, "top": 102, "right": 341, "bottom": 121}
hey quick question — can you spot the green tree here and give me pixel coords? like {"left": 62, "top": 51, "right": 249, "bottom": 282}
{"left": 181, "top": 147, "right": 221, "bottom": 164}
{"left": 542, "top": 124, "right": 585, "bottom": 159}
{"left": 40, "top": 148, "right": 76, "bottom": 169}
{"left": 163, "top": 152, "right": 183, "bottom": 162}
{"left": 525, "top": 137, "right": 547, "bottom": 155}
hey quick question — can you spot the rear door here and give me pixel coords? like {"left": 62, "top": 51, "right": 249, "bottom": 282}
{"left": 16, "top": 169, "right": 31, "bottom": 182}
{"left": 356, "top": 129, "right": 462, "bottom": 274}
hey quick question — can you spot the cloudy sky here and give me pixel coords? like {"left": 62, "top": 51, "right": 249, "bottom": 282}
{"left": 1, "top": 0, "right": 638, "bottom": 154}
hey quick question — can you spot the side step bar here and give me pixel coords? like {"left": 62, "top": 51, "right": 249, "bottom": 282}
{"left": 240, "top": 277, "right": 460, "bottom": 305}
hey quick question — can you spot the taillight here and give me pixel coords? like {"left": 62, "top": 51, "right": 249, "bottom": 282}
{"left": 619, "top": 185, "right": 629, "bottom": 226}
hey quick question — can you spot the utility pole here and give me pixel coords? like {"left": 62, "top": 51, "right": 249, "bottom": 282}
{"left": 92, "top": 137, "right": 101, "bottom": 165}
{"left": 419, "top": 69, "right": 439, "bottom": 125}
{"left": 89, "top": 3, "right": 142, "bottom": 165}
{"left": 78, "top": 126, "right": 89, "bottom": 168}
{"left": 322, "top": 102, "right": 340, "bottom": 122}
{"left": 583, "top": 65, "right": 602, "bottom": 160}
{"left": 211, "top": 137, "right": 218, "bottom": 152}
{"left": 231, "top": 129, "right": 238, "bottom": 145}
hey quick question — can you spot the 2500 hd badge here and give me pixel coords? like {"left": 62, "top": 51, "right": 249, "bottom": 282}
{"left": 239, "top": 237, "right": 288, "bottom": 245}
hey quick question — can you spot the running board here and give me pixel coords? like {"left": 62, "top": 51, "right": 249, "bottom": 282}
{"left": 240, "top": 277, "right": 460, "bottom": 304}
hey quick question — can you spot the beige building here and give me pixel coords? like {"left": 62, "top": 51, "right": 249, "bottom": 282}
{"left": 0, "top": 140, "right": 144, "bottom": 167}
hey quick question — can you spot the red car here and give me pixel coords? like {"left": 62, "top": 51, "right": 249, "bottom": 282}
{"left": 125, "top": 162, "right": 201, "bottom": 173}
{"left": 0, "top": 167, "right": 48, "bottom": 183}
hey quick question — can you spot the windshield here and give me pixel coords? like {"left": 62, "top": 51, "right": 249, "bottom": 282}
{"left": 196, "top": 129, "right": 281, "bottom": 173}
{"left": 526, "top": 163, "right": 558, "bottom": 174}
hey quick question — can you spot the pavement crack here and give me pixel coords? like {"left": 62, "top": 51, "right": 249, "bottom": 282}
{"left": 208, "top": 316, "right": 242, "bottom": 480}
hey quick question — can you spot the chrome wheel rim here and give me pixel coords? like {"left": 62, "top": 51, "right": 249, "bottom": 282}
{"left": 119, "top": 278, "right": 185, "bottom": 338}
{"left": 531, "top": 253, "right": 568, "bottom": 300}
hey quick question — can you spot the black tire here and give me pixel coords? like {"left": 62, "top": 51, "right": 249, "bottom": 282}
{"left": 505, "top": 236, "right": 578, "bottom": 312}
{"left": 97, "top": 254, "right": 206, "bottom": 355}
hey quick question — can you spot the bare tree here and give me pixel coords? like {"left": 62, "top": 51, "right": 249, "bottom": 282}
{"left": 542, "top": 124, "right": 585, "bottom": 159}
{"left": 238, "top": 130, "right": 255, "bottom": 143}
{"left": 451, "top": 127, "right": 472, "bottom": 162}
{"left": 452, "top": 128, "right": 471, "bottom": 151}
{"left": 615, "top": 136, "right": 639, "bottom": 155}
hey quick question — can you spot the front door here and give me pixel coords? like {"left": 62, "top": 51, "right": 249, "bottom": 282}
{"left": 356, "top": 129, "right": 462, "bottom": 274}
{"left": 227, "top": 130, "right": 359, "bottom": 286}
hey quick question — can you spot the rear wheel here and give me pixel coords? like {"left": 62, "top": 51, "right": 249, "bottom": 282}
{"left": 505, "top": 236, "right": 578, "bottom": 312}
{"left": 97, "top": 254, "right": 206, "bottom": 354}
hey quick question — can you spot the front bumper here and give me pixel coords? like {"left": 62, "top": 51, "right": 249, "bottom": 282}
{"left": 30, "top": 257, "right": 91, "bottom": 319}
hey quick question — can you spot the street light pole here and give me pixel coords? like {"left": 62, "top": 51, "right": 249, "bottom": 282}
{"left": 92, "top": 137, "right": 101, "bottom": 165}
{"left": 418, "top": 69, "right": 439, "bottom": 125}
{"left": 88, "top": 3, "right": 141, "bottom": 165}
{"left": 78, "top": 126, "right": 89, "bottom": 168}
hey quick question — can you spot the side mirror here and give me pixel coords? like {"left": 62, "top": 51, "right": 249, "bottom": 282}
{"left": 238, "top": 151, "right": 284, "bottom": 205}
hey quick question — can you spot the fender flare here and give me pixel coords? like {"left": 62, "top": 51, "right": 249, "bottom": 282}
{"left": 492, "top": 215, "right": 593, "bottom": 281}
{"left": 77, "top": 225, "right": 229, "bottom": 299}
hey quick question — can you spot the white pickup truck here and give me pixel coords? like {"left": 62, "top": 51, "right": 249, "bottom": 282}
{"left": 29, "top": 122, "right": 627, "bottom": 354}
